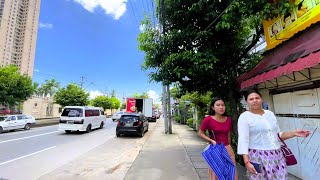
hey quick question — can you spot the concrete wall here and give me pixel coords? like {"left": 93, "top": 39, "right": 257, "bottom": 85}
{"left": 23, "top": 97, "right": 61, "bottom": 119}
{"left": 263, "top": 88, "right": 320, "bottom": 179}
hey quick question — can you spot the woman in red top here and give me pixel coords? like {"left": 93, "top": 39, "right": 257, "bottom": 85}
{"left": 198, "top": 97, "right": 238, "bottom": 180}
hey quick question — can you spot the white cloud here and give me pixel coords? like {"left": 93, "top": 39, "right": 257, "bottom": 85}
{"left": 39, "top": 22, "right": 53, "bottom": 29}
{"left": 73, "top": 0, "right": 127, "bottom": 20}
{"left": 147, "top": 90, "right": 160, "bottom": 104}
{"left": 89, "top": 90, "right": 103, "bottom": 99}
{"left": 33, "top": 69, "right": 40, "bottom": 72}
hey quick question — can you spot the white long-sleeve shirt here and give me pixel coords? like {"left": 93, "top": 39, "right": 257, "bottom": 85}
{"left": 237, "top": 110, "right": 281, "bottom": 155}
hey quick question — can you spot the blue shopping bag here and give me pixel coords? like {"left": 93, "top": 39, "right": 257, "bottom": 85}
{"left": 202, "top": 143, "right": 235, "bottom": 180}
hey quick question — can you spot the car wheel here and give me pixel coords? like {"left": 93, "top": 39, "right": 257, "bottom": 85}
{"left": 99, "top": 122, "right": 104, "bottom": 129}
{"left": 145, "top": 125, "right": 149, "bottom": 132}
{"left": 24, "top": 123, "right": 31, "bottom": 130}
{"left": 65, "top": 130, "right": 72, "bottom": 133}
{"left": 140, "top": 128, "right": 144, "bottom": 137}
{"left": 0, "top": 126, "right": 3, "bottom": 133}
{"left": 116, "top": 133, "right": 120, "bottom": 137}
{"left": 86, "top": 124, "right": 92, "bottom": 133}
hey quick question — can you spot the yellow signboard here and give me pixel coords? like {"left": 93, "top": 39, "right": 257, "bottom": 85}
{"left": 263, "top": 0, "right": 320, "bottom": 50}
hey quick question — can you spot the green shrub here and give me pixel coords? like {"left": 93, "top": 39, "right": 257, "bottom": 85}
{"left": 174, "top": 115, "right": 181, "bottom": 123}
{"left": 186, "top": 118, "right": 194, "bottom": 128}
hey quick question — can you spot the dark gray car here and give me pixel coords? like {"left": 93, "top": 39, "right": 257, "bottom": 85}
{"left": 116, "top": 113, "right": 149, "bottom": 137}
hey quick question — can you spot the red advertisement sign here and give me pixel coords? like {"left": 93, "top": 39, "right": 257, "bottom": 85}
{"left": 126, "top": 98, "right": 136, "bottom": 113}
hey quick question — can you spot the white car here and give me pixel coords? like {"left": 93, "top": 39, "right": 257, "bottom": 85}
{"left": 112, "top": 111, "right": 125, "bottom": 121}
{"left": 0, "top": 114, "right": 36, "bottom": 133}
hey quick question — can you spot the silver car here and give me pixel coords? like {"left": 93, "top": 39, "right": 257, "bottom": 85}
{"left": 111, "top": 111, "right": 125, "bottom": 121}
{"left": 0, "top": 114, "right": 36, "bottom": 133}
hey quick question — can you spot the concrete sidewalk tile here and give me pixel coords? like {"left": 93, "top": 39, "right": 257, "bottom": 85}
{"left": 124, "top": 119, "right": 200, "bottom": 180}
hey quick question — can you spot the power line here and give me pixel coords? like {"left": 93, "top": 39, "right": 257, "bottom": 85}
{"left": 128, "top": 0, "right": 140, "bottom": 28}
{"left": 150, "top": 0, "right": 156, "bottom": 28}
{"left": 191, "top": 0, "right": 237, "bottom": 44}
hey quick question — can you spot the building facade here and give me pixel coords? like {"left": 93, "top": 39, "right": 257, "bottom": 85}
{"left": 23, "top": 96, "right": 61, "bottom": 119}
{"left": 0, "top": 0, "right": 40, "bottom": 77}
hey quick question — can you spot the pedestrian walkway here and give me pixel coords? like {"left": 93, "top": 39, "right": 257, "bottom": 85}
{"left": 125, "top": 119, "right": 301, "bottom": 180}
{"left": 124, "top": 119, "right": 244, "bottom": 180}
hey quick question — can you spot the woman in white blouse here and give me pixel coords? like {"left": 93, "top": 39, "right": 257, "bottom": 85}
{"left": 237, "top": 89, "right": 310, "bottom": 180}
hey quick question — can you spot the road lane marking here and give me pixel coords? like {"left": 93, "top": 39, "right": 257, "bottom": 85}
{"left": 0, "top": 131, "right": 61, "bottom": 144}
{"left": 0, "top": 146, "right": 56, "bottom": 165}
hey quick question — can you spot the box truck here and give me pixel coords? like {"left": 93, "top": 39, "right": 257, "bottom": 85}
{"left": 126, "top": 98, "right": 156, "bottom": 121}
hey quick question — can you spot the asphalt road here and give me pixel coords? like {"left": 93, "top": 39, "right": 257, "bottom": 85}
{"left": 0, "top": 118, "right": 118, "bottom": 180}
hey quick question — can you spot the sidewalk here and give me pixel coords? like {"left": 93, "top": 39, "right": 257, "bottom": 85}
{"left": 125, "top": 119, "right": 300, "bottom": 180}
{"left": 124, "top": 119, "right": 247, "bottom": 180}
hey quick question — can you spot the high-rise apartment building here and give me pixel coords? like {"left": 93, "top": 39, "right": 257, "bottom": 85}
{"left": 0, "top": 0, "right": 40, "bottom": 77}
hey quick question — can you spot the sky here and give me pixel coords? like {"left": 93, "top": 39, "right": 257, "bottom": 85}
{"left": 33, "top": 0, "right": 161, "bottom": 104}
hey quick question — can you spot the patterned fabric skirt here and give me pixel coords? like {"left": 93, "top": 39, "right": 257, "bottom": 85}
{"left": 247, "top": 148, "right": 287, "bottom": 180}
{"left": 208, "top": 145, "right": 238, "bottom": 180}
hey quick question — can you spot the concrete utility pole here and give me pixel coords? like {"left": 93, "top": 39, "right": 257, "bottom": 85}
{"left": 160, "top": 0, "right": 169, "bottom": 134}
{"left": 80, "top": 76, "right": 84, "bottom": 89}
{"left": 167, "top": 86, "right": 172, "bottom": 134}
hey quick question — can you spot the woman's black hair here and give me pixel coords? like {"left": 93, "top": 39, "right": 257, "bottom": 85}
{"left": 244, "top": 89, "right": 262, "bottom": 101}
{"left": 208, "top": 97, "right": 227, "bottom": 116}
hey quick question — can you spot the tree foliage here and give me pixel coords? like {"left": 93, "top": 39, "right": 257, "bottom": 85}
{"left": 138, "top": 0, "right": 293, "bottom": 120}
{"left": 110, "top": 97, "right": 121, "bottom": 110}
{"left": 0, "top": 65, "right": 35, "bottom": 107}
{"left": 132, "top": 92, "right": 149, "bottom": 99}
{"left": 91, "top": 95, "right": 121, "bottom": 111}
{"left": 53, "top": 83, "right": 89, "bottom": 107}
{"left": 34, "top": 78, "right": 60, "bottom": 97}
{"left": 91, "top": 95, "right": 112, "bottom": 110}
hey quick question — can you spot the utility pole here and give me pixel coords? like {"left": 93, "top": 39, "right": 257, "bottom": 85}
{"left": 80, "top": 75, "right": 84, "bottom": 89}
{"left": 167, "top": 85, "right": 172, "bottom": 134}
{"left": 160, "top": 0, "right": 169, "bottom": 134}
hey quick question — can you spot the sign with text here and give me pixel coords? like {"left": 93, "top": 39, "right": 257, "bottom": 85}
{"left": 263, "top": 0, "right": 320, "bottom": 50}
{"left": 126, "top": 98, "right": 136, "bottom": 113}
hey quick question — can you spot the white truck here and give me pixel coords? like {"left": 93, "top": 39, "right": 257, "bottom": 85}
{"left": 126, "top": 98, "right": 156, "bottom": 121}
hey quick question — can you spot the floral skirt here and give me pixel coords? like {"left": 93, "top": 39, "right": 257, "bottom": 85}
{"left": 247, "top": 148, "right": 287, "bottom": 180}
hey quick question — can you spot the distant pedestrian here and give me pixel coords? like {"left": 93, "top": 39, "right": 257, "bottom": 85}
{"left": 198, "top": 97, "right": 238, "bottom": 180}
{"left": 237, "top": 89, "right": 310, "bottom": 179}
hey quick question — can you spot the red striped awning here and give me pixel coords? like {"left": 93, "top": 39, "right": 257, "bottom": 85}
{"left": 238, "top": 23, "right": 320, "bottom": 90}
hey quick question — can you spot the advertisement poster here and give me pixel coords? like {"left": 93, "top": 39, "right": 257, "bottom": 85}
{"left": 126, "top": 98, "right": 136, "bottom": 113}
{"left": 263, "top": 0, "right": 320, "bottom": 50}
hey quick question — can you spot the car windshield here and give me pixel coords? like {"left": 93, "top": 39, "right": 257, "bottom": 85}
{"left": 120, "top": 115, "right": 138, "bottom": 122}
{"left": 0, "top": 116, "right": 7, "bottom": 121}
{"left": 61, "top": 108, "right": 83, "bottom": 117}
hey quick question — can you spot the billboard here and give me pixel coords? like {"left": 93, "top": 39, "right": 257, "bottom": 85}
{"left": 263, "top": 0, "right": 320, "bottom": 50}
{"left": 126, "top": 98, "right": 136, "bottom": 113}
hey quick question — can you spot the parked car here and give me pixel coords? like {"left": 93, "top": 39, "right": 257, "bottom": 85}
{"left": 0, "top": 107, "right": 11, "bottom": 115}
{"left": 116, "top": 113, "right": 149, "bottom": 137}
{"left": 0, "top": 114, "right": 36, "bottom": 133}
{"left": 112, "top": 111, "right": 125, "bottom": 121}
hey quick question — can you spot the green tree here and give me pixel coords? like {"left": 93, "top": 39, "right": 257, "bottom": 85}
{"left": 138, "top": 0, "right": 293, "bottom": 122}
{"left": 91, "top": 95, "right": 112, "bottom": 110}
{"left": 54, "top": 83, "right": 89, "bottom": 107}
{"left": 43, "top": 78, "right": 60, "bottom": 97}
{"left": 121, "top": 101, "right": 126, "bottom": 109}
{"left": 133, "top": 92, "right": 149, "bottom": 99}
{"left": 111, "top": 90, "right": 116, "bottom": 98}
{"left": 110, "top": 97, "right": 121, "bottom": 111}
{"left": 0, "top": 65, "right": 35, "bottom": 107}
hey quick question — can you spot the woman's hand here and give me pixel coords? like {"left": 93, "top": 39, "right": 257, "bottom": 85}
{"left": 245, "top": 162, "right": 258, "bottom": 175}
{"left": 210, "top": 140, "right": 216, "bottom": 145}
{"left": 294, "top": 129, "right": 311, "bottom": 137}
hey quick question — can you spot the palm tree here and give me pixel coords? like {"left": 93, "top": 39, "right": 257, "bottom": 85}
{"left": 41, "top": 78, "right": 60, "bottom": 97}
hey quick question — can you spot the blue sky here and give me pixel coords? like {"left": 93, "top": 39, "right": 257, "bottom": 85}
{"left": 33, "top": 0, "right": 161, "bottom": 103}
